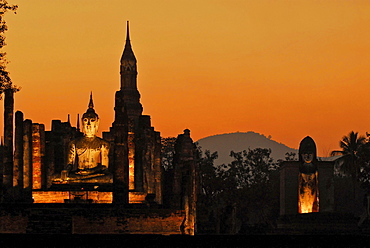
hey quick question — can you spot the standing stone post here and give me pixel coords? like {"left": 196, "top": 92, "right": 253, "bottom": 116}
{"left": 13, "top": 111, "right": 24, "bottom": 201}
{"left": 173, "top": 129, "right": 199, "bottom": 235}
{"left": 112, "top": 92, "right": 129, "bottom": 205}
{"left": 0, "top": 137, "right": 3, "bottom": 188}
{"left": 23, "top": 119, "right": 33, "bottom": 202}
{"left": 2, "top": 89, "right": 14, "bottom": 201}
{"left": 32, "top": 123, "right": 45, "bottom": 190}
{"left": 154, "top": 131, "right": 162, "bottom": 204}
{"left": 113, "top": 123, "right": 129, "bottom": 205}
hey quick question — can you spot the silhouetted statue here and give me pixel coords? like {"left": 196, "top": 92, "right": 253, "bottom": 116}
{"left": 298, "top": 136, "right": 319, "bottom": 213}
{"left": 59, "top": 93, "right": 112, "bottom": 183}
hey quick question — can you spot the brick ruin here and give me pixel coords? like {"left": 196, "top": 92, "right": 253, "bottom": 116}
{"left": 0, "top": 22, "right": 199, "bottom": 235}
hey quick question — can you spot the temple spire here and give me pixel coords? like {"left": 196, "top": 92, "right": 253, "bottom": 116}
{"left": 126, "top": 20, "right": 130, "bottom": 43}
{"left": 88, "top": 91, "right": 94, "bottom": 109}
{"left": 84, "top": 92, "right": 99, "bottom": 118}
{"left": 121, "top": 21, "right": 136, "bottom": 63}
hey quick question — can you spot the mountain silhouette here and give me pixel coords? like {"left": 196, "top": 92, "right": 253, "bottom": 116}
{"left": 196, "top": 132, "right": 298, "bottom": 166}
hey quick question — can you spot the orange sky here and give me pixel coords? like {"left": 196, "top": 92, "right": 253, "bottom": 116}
{"left": 1, "top": 0, "right": 370, "bottom": 157}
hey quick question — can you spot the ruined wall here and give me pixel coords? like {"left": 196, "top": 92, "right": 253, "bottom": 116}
{"left": 0, "top": 206, "right": 185, "bottom": 235}
{"left": 137, "top": 115, "right": 162, "bottom": 204}
{"left": 72, "top": 210, "right": 184, "bottom": 235}
{"left": 45, "top": 120, "right": 80, "bottom": 187}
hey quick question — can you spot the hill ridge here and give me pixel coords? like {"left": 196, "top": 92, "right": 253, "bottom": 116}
{"left": 196, "top": 131, "right": 298, "bottom": 165}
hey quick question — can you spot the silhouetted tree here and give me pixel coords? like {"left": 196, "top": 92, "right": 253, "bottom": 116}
{"left": 198, "top": 149, "right": 219, "bottom": 199}
{"left": 330, "top": 131, "right": 370, "bottom": 205}
{"left": 218, "top": 148, "right": 276, "bottom": 189}
{"left": 284, "top": 152, "right": 297, "bottom": 161}
{"left": 197, "top": 147, "right": 279, "bottom": 234}
{"left": 196, "top": 147, "right": 221, "bottom": 234}
{"left": 219, "top": 148, "right": 279, "bottom": 230}
{"left": 357, "top": 138, "right": 370, "bottom": 194}
{"left": 331, "top": 131, "right": 366, "bottom": 179}
{"left": 0, "top": 0, "right": 18, "bottom": 97}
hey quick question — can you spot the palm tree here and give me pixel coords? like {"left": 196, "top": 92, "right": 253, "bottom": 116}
{"left": 331, "top": 131, "right": 370, "bottom": 208}
{"left": 331, "top": 131, "right": 366, "bottom": 179}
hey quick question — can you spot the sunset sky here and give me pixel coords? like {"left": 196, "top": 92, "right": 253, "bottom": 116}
{"left": 1, "top": 0, "right": 370, "bottom": 157}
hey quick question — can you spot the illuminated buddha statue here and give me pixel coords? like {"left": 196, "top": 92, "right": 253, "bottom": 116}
{"left": 298, "top": 136, "right": 319, "bottom": 213}
{"left": 62, "top": 93, "right": 112, "bottom": 183}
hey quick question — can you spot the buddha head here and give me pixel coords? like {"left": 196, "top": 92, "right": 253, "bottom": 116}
{"left": 298, "top": 136, "right": 318, "bottom": 174}
{"left": 299, "top": 136, "right": 317, "bottom": 164}
{"left": 82, "top": 93, "right": 100, "bottom": 138}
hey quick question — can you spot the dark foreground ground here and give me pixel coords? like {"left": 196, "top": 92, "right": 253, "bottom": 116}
{"left": 0, "top": 234, "right": 369, "bottom": 248}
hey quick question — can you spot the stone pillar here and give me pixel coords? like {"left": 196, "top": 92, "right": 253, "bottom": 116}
{"left": 13, "top": 111, "right": 24, "bottom": 200}
{"left": 112, "top": 91, "right": 130, "bottom": 204}
{"left": 45, "top": 136, "right": 55, "bottom": 189}
{"left": 138, "top": 115, "right": 153, "bottom": 195}
{"left": 154, "top": 131, "right": 162, "bottom": 204}
{"left": 3, "top": 89, "right": 14, "bottom": 189}
{"left": 113, "top": 124, "right": 129, "bottom": 205}
{"left": 173, "top": 129, "right": 198, "bottom": 235}
{"left": 127, "top": 131, "right": 135, "bottom": 190}
{"left": 32, "top": 123, "right": 45, "bottom": 190}
{"left": 23, "top": 119, "right": 33, "bottom": 202}
{"left": 0, "top": 137, "right": 3, "bottom": 187}
{"left": 185, "top": 151, "right": 198, "bottom": 235}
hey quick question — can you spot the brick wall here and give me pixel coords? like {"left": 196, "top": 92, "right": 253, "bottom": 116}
{"left": 0, "top": 210, "right": 28, "bottom": 233}
{"left": 72, "top": 211, "right": 184, "bottom": 234}
{"left": 0, "top": 206, "right": 185, "bottom": 235}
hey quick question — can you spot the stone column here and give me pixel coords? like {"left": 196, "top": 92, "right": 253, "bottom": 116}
{"left": 13, "top": 111, "right": 24, "bottom": 200}
{"left": 3, "top": 89, "right": 14, "bottom": 187}
{"left": 113, "top": 123, "right": 129, "bottom": 205}
{"left": 184, "top": 156, "right": 198, "bottom": 235}
{"left": 23, "top": 119, "right": 33, "bottom": 202}
{"left": 154, "top": 131, "right": 162, "bottom": 204}
{"left": 174, "top": 129, "right": 198, "bottom": 235}
{"left": 2, "top": 89, "right": 14, "bottom": 202}
{"left": 128, "top": 126, "right": 136, "bottom": 190}
{"left": 40, "top": 124, "right": 46, "bottom": 188}
{"left": 112, "top": 91, "right": 130, "bottom": 205}
{"left": 0, "top": 137, "right": 3, "bottom": 187}
{"left": 32, "top": 124, "right": 45, "bottom": 190}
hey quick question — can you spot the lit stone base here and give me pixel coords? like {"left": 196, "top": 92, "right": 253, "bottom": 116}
{"left": 32, "top": 191, "right": 147, "bottom": 204}
{"left": 32, "top": 191, "right": 113, "bottom": 203}
{"left": 129, "top": 192, "right": 147, "bottom": 204}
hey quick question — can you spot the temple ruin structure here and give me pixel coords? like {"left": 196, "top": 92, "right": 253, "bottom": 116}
{"left": 280, "top": 136, "right": 334, "bottom": 215}
{"left": 0, "top": 22, "right": 199, "bottom": 235}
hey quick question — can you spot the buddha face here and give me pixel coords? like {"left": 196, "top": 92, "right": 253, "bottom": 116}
{"left": 301, "top": 153, "right": 314, "bottom": 164}
{"left": 82, "top": 115, "right": 99, "bottom": 137}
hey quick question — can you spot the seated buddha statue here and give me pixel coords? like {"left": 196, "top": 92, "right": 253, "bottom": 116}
{"left": 60, "top": 94, "right": 112, "bottom": 183}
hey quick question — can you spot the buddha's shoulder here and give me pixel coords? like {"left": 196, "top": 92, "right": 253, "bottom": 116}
{"left": 95, "top": 137, "right": 110, "bottom": 146}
